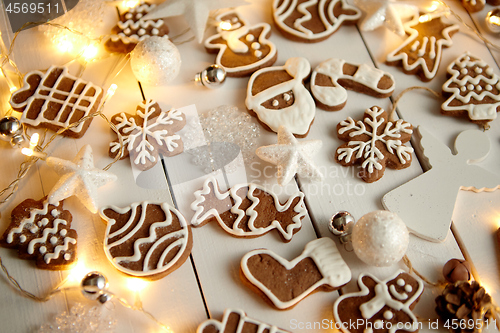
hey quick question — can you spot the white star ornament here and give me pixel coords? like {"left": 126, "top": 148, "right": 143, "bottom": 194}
{"left": 46, "top": 145, "right": 117, "bottom": 214}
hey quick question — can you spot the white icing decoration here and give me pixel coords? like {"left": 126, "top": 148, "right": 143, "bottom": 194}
{"left": 389, "top": 284, "right": 408, "bottom": 300}
{"left": 19, "top": 235, "right": 26, "bottom": 243}
{"left": 64, "top": 253, "right": 71, "bottom": 260}
{"left": 44, "top": 237, "right": 76, "bottom": 264}
{"left": 310, "top": 58, "right": 395, "bottom": 109}
{"left": 333, "top": 271, "right": 424, "bottom": 333}
{"left": 240, "top": 238, "right": 351, "bottom": 309}
{"left": 190, "top": 177, "right": 306, "bottom": 241}
{"left": 246, "top": 34, "right": 255, "bottom": 42}
{"left": 405, "top": 285, "right": 413, "bottom": 293}
{"left": 100, "top": 201, "right": 191, "bottom": 277}
{"left": 442, "top": 53, "right": 500, "bottom": 120}
{"left": 60, "top": 229, "right": 67, "bottom": 237}
{"left": 336, "top": 106, "right": 413, "bottom": 174}
{"left": 272, "top": 0, "right": 361, "bottom": 42}
{"left": 10, "top": 66, "right": 102, "bottom": 135}
{"left": 245, "top": 57, "right": 315, "bottom": 136}
{"left": 51, "top": 209, "right": 59, "bottom": 217}
{"left": 196, "top": 309, "right": 290, "bottom": 333}
{"left": 251, "top": 42, "right": 260, "bottom": 50}
{"left": 50, "top": 236, "right": 58, "bottom": 245}
{"left": 397, "top": 278, "right": 405, "bottom": 286}
{"left": 283, "top": 93, "right": 291, "bottom": 101}
{"left": 27, "top": 218, "right": 67, "bottom": 255}
{"left": 254, "top": 50, "right": 262, "bottom": 58}
{"left": 384, "top": 311, "right": 394, "bottom": 320}
{"left": 386, "top": 12, "right": 459, "bottom": 80}
{"left": 272, "top": 99, "right": 279, "bottom": 107}
{"left": 6, "top": 202, "right": 51, "bottom": 243}
{"left": 39, "top": 246, "right": 47, "bottom": 254}
{"left": 138, "top": 28, "right": 146, "bottom": 36}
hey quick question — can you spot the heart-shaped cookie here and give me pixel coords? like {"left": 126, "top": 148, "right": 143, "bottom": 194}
{"left": 240, "top": 237, "right": 351, "bottom": 310}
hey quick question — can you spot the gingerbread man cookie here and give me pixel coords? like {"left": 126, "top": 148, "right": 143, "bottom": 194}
{"left": 205, "top": 11, "right": 277, "bottom": 77}
{"left": 333, "top": 271, "right": 424, "bottom": 333}
{"left": 245, "top": 57, "right": 315, "bottom": 137}
{"left": 197, "top": 309, "right": 291, "bottom": 333}
{"left": 311, "top": 58, "right": 395, "bottom": 111}
{"left": 272, "top": 0, "right": 361, "bottom": 43}
{"left": 10, "top": 66, "right": 103, "bottom": 138}
{"left": 0, "top": 198, "right": 77, "bottom": 270}
{"left": 99, "top": 201, "right": 192, "bottom": 280}
{"left": 386, "top": 12, "right": 459, "bottom": 82}
{"left": 191, "top": 177, "right": 306, "bottom": 243}
{"left": 240, "top": 237, "right": 351, "bottom": 310}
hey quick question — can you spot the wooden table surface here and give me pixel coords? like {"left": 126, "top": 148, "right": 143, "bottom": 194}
{"left": 0, "top": 0, "right": 499, "bottom": 332}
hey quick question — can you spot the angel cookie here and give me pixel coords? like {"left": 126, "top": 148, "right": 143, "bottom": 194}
{"left": 205, "top": 11, "right": 277, "bottom": 77}
{"left": 191, "top": 177, "right": 306, "bottom": 242}
{"left": 333, "top": 271, "right": 424, "bottom": 333}
{"left": 99, "top": 201, "right": 192, "bottom": 280}
{"left": 441, "top": 53, "right": 500, "bottom": 126}
{"left": 105, "top": 1, "right": 169, "bottom": 53}
{"left": 245, "top": 57, "right": 315, "bottom": 137}
{"left": 386, "top": 11, "right": 459, "bottom": 82}
{"left": 311, "top": 58, "right": 395, "bottom": 111}
{"left": 240, "top": 237, "right": 351, "bottom": 310}
{"left": 272, "top": 0, "right": 361, "bottom": 43}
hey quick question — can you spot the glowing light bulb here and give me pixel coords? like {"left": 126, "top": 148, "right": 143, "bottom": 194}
{"left": 419, "top": 14, "right": 432, "bottom": 23}
{"left": 219, "top": 21, "right": 232, "bottom": 30}
{"left": 427, "top": 1, "right": 440, "bottom": 12}
{"left": 107, "top": 84, "right": 118, "bottom": 97}
{"left": 67, "top": 259, "right": 90, "bottom": 285}
{"left": 122, "top": 0, "right": 139, "bottom": 8}
{"left": 127, "top": 277, "right": 148, "bottom": 292}
{"left": 58, "top": 39, "right": 74, "bottom": 53}
{"left": 83, "top": 43, "right": 99, "bottom": 61}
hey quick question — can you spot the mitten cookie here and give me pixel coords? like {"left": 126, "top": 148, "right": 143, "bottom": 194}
{"left": 272, "top": 0, "right": 361, "bottom": 43}
{"left": 333, "top": 271, "right": 424, "bottom": 333}
{"left": 245, "top": 57, "right": 315, "bottom": 138}
{"left": 386, "top": 12, "right": 459, "bottom": 82}
{"left": 10, "top": 66, "right": 103, "bottom": 138}
{"left": 0, "top": 198, "right": 77, "bottom": 270}
{"left": 441, "top": 53, "right": 500, "bottom": 126}
{"left": 205, "top": 11, "right": 277, "bottom": 77}
{"left": 99, "top": 201, "right": 192, "bottom": 280}
{"left": 335, "top": 106, "right": 414, "bottom": 183}
{"left": 109, "top": 99, "right": 186, "bottom": 171}
{"left": 190, "top": 177, "right": 306, "bottom": 242}
{"left": 105, "top": 1, "right": 169, "bottom": 54}
{"left": 240, "top": 237, "right": 351, "bottom": 310}
{"left": 197, "top": 309, "right": 291, "bottom": 333}
{"left": 311, "top": 58, "right": 395, "bottom": 111}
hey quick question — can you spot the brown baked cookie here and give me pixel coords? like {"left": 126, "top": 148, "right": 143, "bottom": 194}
{"left": 272, "top": 0, "right": 361, "bottom": 43}
{"left": 245, "top": 57, "right": 315, "bottom": 138}
{"left": 335, "top": 106, "right": 414, "bottom": 183}
{"left": 441, "top": 53, "right": 500, "bottom": 127}
{"left": 204, "top": 11, "right": 277, "bottom": 77}
{"left": 105, "top": 1, "right": 169, "bottom": 54}
{"left": 311, "top": 58, "right": 395, "bottom": 111}
{"left": 109, "top": 99, "right": 186, "bottom": 171}
{"left": 197, "top": 309, "right": 291, "bottom": 333}
{"left": 386, "top": 12, "right": 459, "bottom": 82}
{"left": 9, "top": 66, "right": 103, "bottom": 138}
{"left": 240, "top": 237, "right": 351, "bottom": 310}
{"left": 99, "top": 201, "right": 192, "bottom": 280}
{"left": 462, "top": 0, "right": 485, "bottom": 12}
{"left": 0, "top": 198, "right": 77, "bottom": 270}
{"left": 190, "top": 177, "right": 306, "bottom": 243}
{"left": 333, "top": 271, "right": 424, "bottom": 333}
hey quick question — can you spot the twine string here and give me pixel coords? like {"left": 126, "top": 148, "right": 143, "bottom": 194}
{"left": 389, "top": 86, "right": 442, "bottom": 122}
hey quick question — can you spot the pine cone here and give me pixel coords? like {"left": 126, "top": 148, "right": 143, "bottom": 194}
{"left": 436, "top": 281, "right": 494, "bottom": 333}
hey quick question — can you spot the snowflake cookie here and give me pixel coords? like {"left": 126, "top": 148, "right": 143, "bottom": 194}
{"left": 109, "top": 99, "right": 186, "bottom": 171}
{"left": 335, "top": 106, "right": 414, "bottom": 183}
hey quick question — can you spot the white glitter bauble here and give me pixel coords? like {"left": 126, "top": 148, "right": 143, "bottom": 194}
{"left": 352, "top": 210, "right": 409, "bottom": 267}
{"left": 130, "top": 36, "right": 181, "bottom": 86}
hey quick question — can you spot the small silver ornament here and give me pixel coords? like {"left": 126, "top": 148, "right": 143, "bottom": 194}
{"left": 195, "top": 65, "right": 226, "bottom": 88}
{"left": 97, "top": 293, "right": 113, "bottom": 304}
{"left": 329, "top": 211, "right": 354, "bottom": 244}
{"left": 486, "top": 8, "right": 500, "bottom": 33}
{"left": 81, "top": 271, "right": 109, "bottom": 301}
{"left": 0, "top": 116, "right": 24, "bottom": 147}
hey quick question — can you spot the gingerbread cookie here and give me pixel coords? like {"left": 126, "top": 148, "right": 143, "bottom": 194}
{"left": 386, "top": 12, "right": 459, "bottom": 82}
{"left": 272, "top": 0, "right": 361, "bottom": 43}
{"left": 10, "top": 66, "right": 103, "bottom": 138}
{"left": 99, "top": 201, "right": 192, "bottom": 280}
{"left": 245, "top": 57, "right": 315, "bottom": 137}
{"left": 441, "top": 53, "right": 500, "bottom": 125}
{"left": 333, "top": 271, "right": 424, "bottom": 333}
{"left": 0, "top": 198, "right": 77, "bottom": 270}
{"left": 462, "top": 0, "right": 485, "bottom": 12}
{"left": 191, "top": 177, "right": 306, "bottom": 243}
{"left": 109, "top": 99, "right": 186, "bottom": 171}
{"left": 197, "top": 309, "right": 291, "bottom": 333}
{"left": 240, "top": 237, "right": 351, "bottom": 310}
{"left": 336, "top": 106, "right": 414, "bottom": 183}
{"left": 105, "top": 1, "right": 169, "bottom": 54}
{"left": 311, "top": 58, "right": 395, "bottom": 111}
{"left": 205, "top": 11, "right": 277, "bottom": 77}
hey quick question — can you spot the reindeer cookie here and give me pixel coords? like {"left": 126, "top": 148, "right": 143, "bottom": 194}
{"left": 190, "top": 177, "right": 306, "bottom": 242}
{"left": 205, "top": 11, "right": 277, "bottom": 77}
{"left": 333, "top": 271, "right": 423, "bottom": 333}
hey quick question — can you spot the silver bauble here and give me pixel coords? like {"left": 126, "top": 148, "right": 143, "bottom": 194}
{"left": 486, "top": 9, "right": 500, "bottom": 33}
{"left": 0, "top": 117, "right": 24, "bottom": 147}
{"left": 81, "top": 271, "right": 108, "bottom": 300}
{"left": 195, "top": 65, "right": 226, "bottom": 88}
{"left": 329, "top": 211, "right": 354, "bottom": 242}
